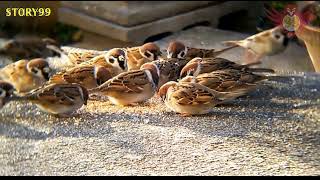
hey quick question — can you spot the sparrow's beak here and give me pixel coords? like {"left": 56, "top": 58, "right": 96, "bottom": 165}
{"left": 180, "top": 62, "right": 199, "bottom": 78}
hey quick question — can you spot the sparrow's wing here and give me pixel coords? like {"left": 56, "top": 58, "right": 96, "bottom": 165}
{"left": 99, "top": 70, "right": 150, "bottom": 94}
{"left": 296, "top": 25, "right": 320, "bottom": 72}
{"left": 36, "top": 84, "right": 81, "bottom": 105}
{"left": 172, "top": 83, "right": 218, "bottom": 106}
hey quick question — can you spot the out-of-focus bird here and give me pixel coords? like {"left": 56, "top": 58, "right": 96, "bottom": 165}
{"left": 180, "top": 57, "right": 274, "bottom": 78}
{"left": 79, "top": 48, "right": 128, "bottom": 77}
{"left": 0, "top": 35, "right": 62, "bottom": 60}
{"left": 12, "top": 83, "right": 89, "bottom": 116}
{"left": 0, "top": 58, "right": 52, "bottom": 93}
{"left": 264, "top": 2, "right": 320, "bottom": 71}
{"left": 223, "top": 26, "right": 289, "bottom": 64}
{"left": 0, "top": 81, "right": 15, "bottom": 109}
{"left": 166, "top": 41, "right": 237, "bottom": 59}
{"left": 89, "top": 63, "right": 160, "bottom": 106}
{"left": 158, "top": 81, "right": 248, "bottom": 116}
{"left": 61, "top": 46, "right": 107, "bottom": 65}
{"left": 179, "top": 69, "right": 268, "bottom": 94}
{"left": 125, "top": 42, "right": 162, "bottom": 71}
{"left": 48, "top": 65, "right": 112, "bottom": 89}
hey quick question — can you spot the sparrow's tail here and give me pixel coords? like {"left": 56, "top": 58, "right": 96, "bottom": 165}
{"left": 222, "top": 40, "right": 244, "bottom": 48}
{"left": 214, "top": 45, "right": 239, "bottom": 56}
{"left": 216, "top": 88, "right": 251, "bottom": 103}
{"left": 245, "top": 67, "right": 275, "bottom": 73}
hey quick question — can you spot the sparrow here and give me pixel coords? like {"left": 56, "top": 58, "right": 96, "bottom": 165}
{"left": 48, "top": 65, "right": 112, "bottom": 89}
{"left": 125, "top": 42, "right": 162, "bottom": 70}
{"left": 12, "top": 83, "right": 89, "bottom": 116}
{"left": 179, "top": 69, "right": 268, "bottom": 94}
{"left": 167, "top": 41, "right": 237, "bottom": 59}
{"left": 180, "top": 57, "right": 275, "bottom": 78}
{"left": 0, "top": 81, "right": 15, "bottom": 109}
{"left": 158, "top": 81, "right": 248, "bottom": 116}
{"left": 295, "top": 24, "right": 320, "bottom": 72}
{"left": 89, "top": 63, "right": 160, "bottom": 106}
{"left": 152, "top": 57, "right": 190, "bottom": 88}
{"left": 0, "top": 58, "right": 52, "bottom": 93}
{"left": 79, "top": 48, "right": 128, "bottom": 77}
{"left": 223, "top": 26, "right": 289, "bottom": 64}
{"left": 0, "top": 35, "right": 62, "bottom": 60}
{"left": 61, "top": 46, "right": 107, "bottom": 65}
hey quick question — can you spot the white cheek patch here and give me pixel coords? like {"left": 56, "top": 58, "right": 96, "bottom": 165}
{"left": 146, "top": 51, "right": 154, "bottom": 60}
{"left": 43, "top": 67, "right": 51, "bottom": 73}
{"left": 167, "top": 51, "right": 173, "bottom": 58}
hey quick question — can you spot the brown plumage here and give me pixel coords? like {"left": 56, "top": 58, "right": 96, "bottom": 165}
{"left": 179, "top": 69, "right": 268, "bottom": 93}
{"left": 89, "top": 63, "right": 160, "bottom": 106}
{"left": 49, "top": 65, "right": 112, "bottom": 89}
{"left": 180, "top": 57, "right": 274, "bottom": 78}
{"left": 125, "top": 42, "right": 162, "bottom": 70}
{"left": 12, "top": 83, "right": 89, "bottom": 115}
{"left": 0, "top": 58, "right": 51, "bottom": 93}
{"left": 167, "top": 41, "right": 237, "bottom": 59}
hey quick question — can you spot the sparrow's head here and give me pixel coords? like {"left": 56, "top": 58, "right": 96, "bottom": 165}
{"left": 0, "top": 81, "right": 15, "bottom": 109}
{"left": 141, "top": 62, "right": 160, "bottom": 87}
{"left": 94, "top": 65, "right": 112, "bottom": 86}
{"left": 167, "top": 41, "right": 188, "bottom": 59}
{"left": 27, "top": 58, "right": 51, "bottom": 81}
{"left": 139, "top": 42, "right": 162, "bottom": 61}
{"left": 106, "top": 48, "right": 128, "bottom": 71}
{"left": 180, "top": 57, "right": 202, "bottom": 78}
{"left": 158, "top": 81, "right": 177, "bottom": 102}
{"left": 271, "top": 26, "right": 290, "bottom": 49}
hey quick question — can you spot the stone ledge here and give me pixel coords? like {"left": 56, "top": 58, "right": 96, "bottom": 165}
{"left": 58, "top": 1, "right": 250, "bottom": 43}
{"left": 60, "top": 1, "right": 220, "bottom": 27}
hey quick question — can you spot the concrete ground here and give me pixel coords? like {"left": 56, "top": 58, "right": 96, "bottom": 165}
{"left": 0, "top": 27, "right": 319, "bottom": 175}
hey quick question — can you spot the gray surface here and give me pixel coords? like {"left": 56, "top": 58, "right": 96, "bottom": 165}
{"left": 60, "top": 1, "right": 217, "bottom": 26}
{"left": 0, "top": 27, "right": 320, "bottom": 175}
{"left": 58, "top": 1, "right": 250, "bottom": 42}
{"left": 0, "top": 73, "right": 319, "bottom": 175}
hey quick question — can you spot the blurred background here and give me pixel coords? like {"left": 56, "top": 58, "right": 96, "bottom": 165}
{"left": 0, "top": 1, "right": 319, "bottom": 72}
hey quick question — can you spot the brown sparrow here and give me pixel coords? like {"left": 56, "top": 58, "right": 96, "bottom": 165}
{"left": 12, "top": 83, "right": 89, "bottom": 116}
{"left": 48, "top": 65, "right": 112, "bottom": 89}
{"left": 61, "top": 46, "right": 107, "bottom": 65}
{"left": 79, "top": 48, "right": 128, "bottom": 77}
{"left": 179, "top": 69, "right": 268, "bottom": 93}
{"left": 125, "top": 42, "right": 162, "bottom": 70}
{"left": 295, "top": 24, "right": 320, "bottom": 72}
{"left": 158, "top": 81, "right": 248, "bottom": 116}
{"left": 152, "top": 57, "right": 190, "bottom": 88}
{"left": 0, "top": 81, "right": 15, "bottom": 109}
{"left": 89, "top": 63, "right": 160, "bottom": 106}
{"left": 223, "top": 26, "right": 289, "bottom": 63}
{"left": 180, "top": 57, "right": 274, "bottom": 78}
{"left": 166, "top": 41, "right": 237, "bottom": 59}
{"left": 0, "top": 36, "right": 61, "bottom": 59}
{"left": 0, "top": 58, "right": 52, "bottom": 93}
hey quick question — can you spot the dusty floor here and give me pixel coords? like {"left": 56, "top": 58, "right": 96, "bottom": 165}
{"left": 0, "top": 27, "right": 319, "bottom": 175}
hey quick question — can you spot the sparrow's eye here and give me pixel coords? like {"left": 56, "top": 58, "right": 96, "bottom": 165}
{"left": 31, "top": 68, "right": 38, "bottom": 74}
{"left": 144, "top": 52, "right": 151, "bottom": 58}
{"left": 108, "top": 58, "right": 115, "bottom": 64}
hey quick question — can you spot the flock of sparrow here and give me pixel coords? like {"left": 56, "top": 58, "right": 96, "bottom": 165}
{"left": 0, "top": 26, "right": 291, "bottom": 117}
